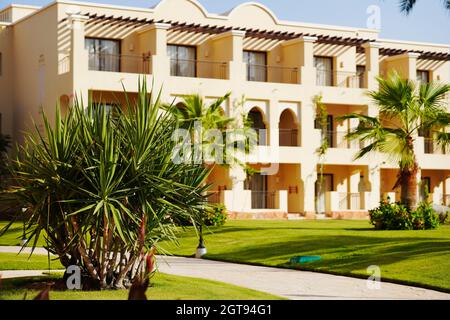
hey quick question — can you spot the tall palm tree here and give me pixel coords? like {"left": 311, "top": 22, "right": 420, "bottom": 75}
{"left": 340, "top": 72, "right": 450, "bottom": 209}
{"left": 399, "top": 0, "right": 450, "bottom": 14}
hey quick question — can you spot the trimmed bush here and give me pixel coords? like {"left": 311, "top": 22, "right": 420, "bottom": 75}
{"left": 205, "top": 204, "right": 227, "bottom": 227}
{"left": 369, "top": 201, "right": 440, "bottom": 230}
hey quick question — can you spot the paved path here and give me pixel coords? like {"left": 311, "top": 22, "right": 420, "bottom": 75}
{"left": 156, "top": 256, "right": 450, "bottom": 300}
{"left": 1, "top": 246, "right": 450, "bottom": 300}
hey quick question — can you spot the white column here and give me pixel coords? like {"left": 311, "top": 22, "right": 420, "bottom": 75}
{"left": 368, "top": 166, "right": 381, "bottom": 210}
{"left": 301, "top": 163, "right": 317, "bottom": 218}
{"left": 362, "top": 42, "right": 380, "bottom": 90}
{"left": 147, "top": 23, "right": 171, "bottom": 87}
{"left": 69, "top": 13, "right": 89, "bottom": 104}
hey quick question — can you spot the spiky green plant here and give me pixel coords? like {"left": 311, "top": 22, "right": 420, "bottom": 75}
{"left": 340, "top": 72, "right": 450, "bottom": 209}
{"left": 0, "top": 80, "right": 210, "bottom": 289}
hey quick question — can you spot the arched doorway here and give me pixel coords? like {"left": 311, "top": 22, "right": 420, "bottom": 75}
{"left": 248, "top": 107, "right": 267, "bottom": 145}
{"left": 279, "top": 109, "right": 299, "bottom": 146}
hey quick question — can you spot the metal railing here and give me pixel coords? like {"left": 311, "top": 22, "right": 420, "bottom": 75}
{"left": 424, "top": 138, "right": 445, "bottom": 155}
{"left": 88, "top": 53, "right": 151, "bottom": 74}
{"left": 339, "top": 193, "right": 363, "bottom": 210}
{"left": 246, "top": 64, "right": 298, "bottom": 84}
{"left": 170, "top": 59, "right": 228, "bottom": 79}
{"left": 252, "top": 128, "right": 268, "bottom": 146}
{"left": 316, "top": 69, "right": 365, "bottom": 88}
{"left": 250, "top": 191, "right": 276, "bottom": 209}
{"left": 279, "top": 129, "right": 299, "bottom": 146}
{"left": 325, "top": 131, "right": 363, "bottom": 149}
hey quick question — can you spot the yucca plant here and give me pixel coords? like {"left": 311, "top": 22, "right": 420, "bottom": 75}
{"left": 340, "top": 72, "right": 450, "bottom": 209}
{"left": 0, "top": 80, "right": 210, "bottom": 289}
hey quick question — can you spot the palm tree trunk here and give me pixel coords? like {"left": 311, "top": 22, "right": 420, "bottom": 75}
{"left": 400, "top": 160, "right": 419, "bottom": 210}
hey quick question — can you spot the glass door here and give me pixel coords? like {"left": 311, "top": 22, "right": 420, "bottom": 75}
{"left": 315, "top": 56, "right": 333, "bottom": 86}
{"left": 168, "top": 45, "right": 196, "bottom": 77}
{"left": 243, "top": 51, "right": 267, "bottom": 82}
{"left": 85, "top": 38, "right": 120, "bottom": 72}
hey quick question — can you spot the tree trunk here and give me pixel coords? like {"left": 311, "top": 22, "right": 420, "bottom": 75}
{"left": 399, "top": 160, "right": 419, "bottom": 210}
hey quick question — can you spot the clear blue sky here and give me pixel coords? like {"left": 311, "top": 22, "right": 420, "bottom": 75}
{"left": 2, "top": 0, "right": 449, "bottom": 45}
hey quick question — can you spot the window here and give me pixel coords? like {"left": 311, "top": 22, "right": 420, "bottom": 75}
{"left": 243, "top": 51, "right": 267, "bottom": 82}
{"left": 417, "top": 70, "right": 430, "bottom": 85}
{"left": 357, "top": 65, "right": 366, "bottom": 88}
{"left": 168, "top": 45, "right": 196, "bottom": 77}
{"left": 315, "top": 56, "right": 333, "bottom": 86}
{"left": 85, "top": 38, "right": 121, "bottom": 72}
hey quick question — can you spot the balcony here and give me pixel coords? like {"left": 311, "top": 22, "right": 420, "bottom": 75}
{"left": 325, "top": 131, "right": 363, "bottom": 149}
{"left": 424, "top": 138, "right": 445, "bottom": 155}
{"left": 316, "top": 69, "right": 365, "bottom": 88}
{"left": 170, "top": 58, "right": 228, "bottom": 79}
{"left": 88, "top": 53, "right": 151, "bottom": 74}
{"left": 245, "top": 64, "right": 298, "bottom": 84}
{"left": 279, "top": 129, "right": 299, "bottom": 147}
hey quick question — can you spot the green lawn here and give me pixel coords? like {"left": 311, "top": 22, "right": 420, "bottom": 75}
{"left": 2, "top": 220, "right": 450, "bottom": 292}
{"left": 158, "top": 220, "right": 450, "bottom": 292}
{"left": 0, "top": 252, "right": 63, "bottom": 270}
{"left": 0, "top": 273, "right": 282, "bottom": 300}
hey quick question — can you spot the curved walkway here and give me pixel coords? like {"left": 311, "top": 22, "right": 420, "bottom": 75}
{"left": 1, "top": 246, "right": 450, "bottom": 300}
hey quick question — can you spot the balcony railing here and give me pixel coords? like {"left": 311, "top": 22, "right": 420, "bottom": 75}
{"left": 246, "top": 64, "right": 298, "bottom": 84}
{"left": 279, "top": 129, "right": 299, "bottom": 147}
{"left": 170, "top": 59, "right": 228, "bottom": 79}
{"left": 250, "top": 191, "right": 276, "bottom": 209}
{"left": 424, "top": 138, "right": 445, "bottom": 155}
{"left": 316, "top": 69, "right": 365, "bottom": 88}
{"left": 253, "top": 128, "right": 268, "bottom": 146}
{"left": 88, "top": 53, "right": 151, "bottom": 74}
{"left": 339, "top": 192, "right": 363, "bottom": 210}
{"left": 325, "top": 131, "right": 363, "bottom": 149}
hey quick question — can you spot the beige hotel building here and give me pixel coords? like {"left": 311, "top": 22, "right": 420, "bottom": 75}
{"left": 0, "top": 0, "right": 449, "bottom": 219}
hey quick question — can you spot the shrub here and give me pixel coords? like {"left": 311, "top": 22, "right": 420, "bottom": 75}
{"left": 369, "top": 200, "right": 440, "bottom": 230}
{"left": 0, "top": 81, "right": 210, "bottom": 290}
{"left": 205, "top": 204, "right": 227, "bottom": 227}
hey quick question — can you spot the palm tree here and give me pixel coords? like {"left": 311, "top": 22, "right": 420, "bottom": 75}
{"left": 171, "top": 93, "right": 233, "bottom": 131}
{"left": 399, "top": 0, "right": 450, "bottom": 14}
{"left": 340, "top": 72, "right": 450, "bottom": 209}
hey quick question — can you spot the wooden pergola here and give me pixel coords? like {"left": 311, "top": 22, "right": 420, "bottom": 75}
{"left": 68, "top": 13, "right": 450, "bottom": 62}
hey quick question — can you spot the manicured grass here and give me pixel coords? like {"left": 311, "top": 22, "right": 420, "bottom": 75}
{"left": 158, "top": 220, "right": 450, "bottom": 292}
{"left": 0, "top": 222, "right": 46, "bottom": 247}
{"left": 0, "top": 252, "right": 63, "bottom": 270}
{"left": 0, "top": 273, "right": 282, "bottom": 300}
{"left": 3, "top": 220, "right": 450, "bottom": 292}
